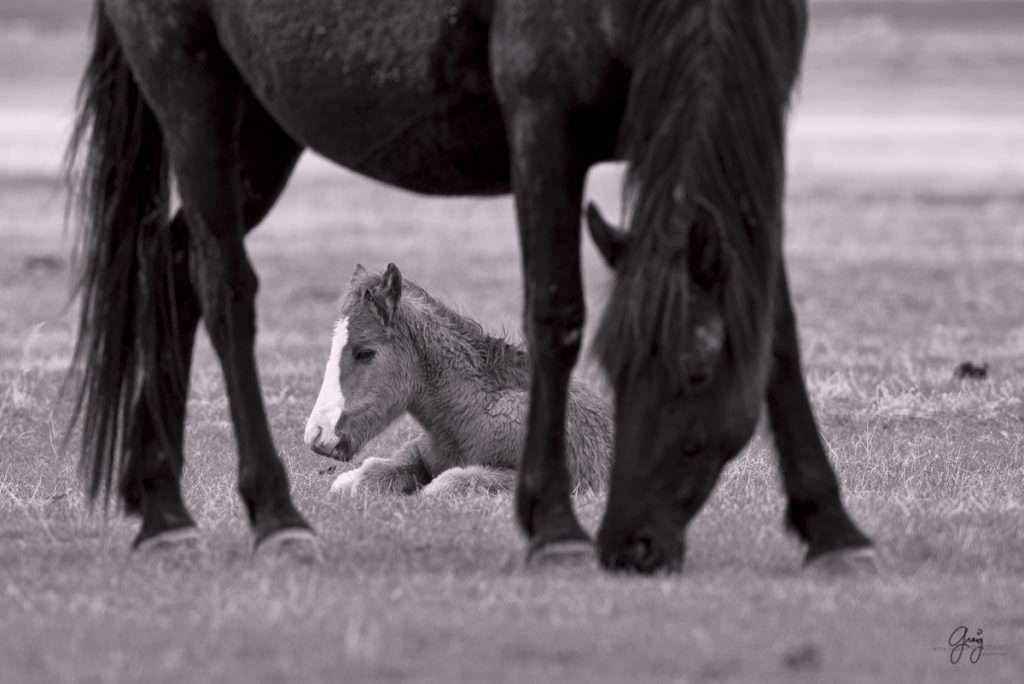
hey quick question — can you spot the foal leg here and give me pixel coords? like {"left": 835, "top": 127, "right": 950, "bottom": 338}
{"left": 126, "top": 95, "right": 303, "bottom": 550}
{"left": 330, "top": 438, "right": 432, "bottom": 495}
{"left": 421, "top": 467, "right": 517, "bottom": 497}
{"left": 767, "top": 266, "right": 875, "bottom": 567}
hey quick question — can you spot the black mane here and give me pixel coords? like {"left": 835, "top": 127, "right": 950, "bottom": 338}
{"left": 595, "top": 0, "right": 807, "bottom": 386}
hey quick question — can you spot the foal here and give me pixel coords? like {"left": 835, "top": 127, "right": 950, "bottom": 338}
{"left": 305, "top": 264, "right": 613, "bottom": 497}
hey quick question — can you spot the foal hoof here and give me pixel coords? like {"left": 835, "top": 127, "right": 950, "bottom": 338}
{"left": 254, "top": 527, "right": 321, "bottom": 565}
{"left": 133, "top": 525, "right": 200, "bottom": 554}
{"left": 806, "top": 547, "right": 882, "bottom": 576}
{"left": 526, "top": 539, "right": 595, "bottom": 568}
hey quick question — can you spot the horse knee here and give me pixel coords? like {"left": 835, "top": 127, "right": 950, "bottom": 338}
{"left": 526, "top": 309, "right": 585, "bottom": 370}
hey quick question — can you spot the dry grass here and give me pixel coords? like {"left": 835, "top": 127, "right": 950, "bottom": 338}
{"left": 2, "top": 2, "right": 1024, "bottom": 682}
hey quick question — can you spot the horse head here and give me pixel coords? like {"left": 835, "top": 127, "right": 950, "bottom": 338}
{"left": 588, "top": 201, "right": 728, "bottom": 390}
{"left": 304, "top": 263, "right": 418, "bottom": 461}
{"left": 590, "top": 197, "right": 765, "bottom": 572}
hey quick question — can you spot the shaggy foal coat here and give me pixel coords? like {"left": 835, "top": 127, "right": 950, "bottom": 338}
{"left": 308, "top": 265, "right": 613, "bottom": 496}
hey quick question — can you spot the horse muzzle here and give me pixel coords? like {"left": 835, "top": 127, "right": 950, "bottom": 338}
{"left": 303, "top": 413, "right": 353, "bottom": 461}
{"left": 307, "top": 430, "right": 353, "bottom": 462}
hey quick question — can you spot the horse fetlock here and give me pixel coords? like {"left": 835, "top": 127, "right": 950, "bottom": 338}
{"left": 133, "top": 524, "right": 200, "bottom": 555}
{"left": 788, "top": 495, "right": 873, "bottom": 556}
{"left": 248, "top": 496, "right": 313, "bottom": 546}
{"left": 517, "top": 486, "right": 588, "bottom": 547}
{"left": 253, "top": 527, "right": 321, "bottom": 565}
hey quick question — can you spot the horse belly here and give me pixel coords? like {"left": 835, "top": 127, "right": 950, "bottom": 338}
{"left": 212, "top": 0, "right": 511, "bottom": 195}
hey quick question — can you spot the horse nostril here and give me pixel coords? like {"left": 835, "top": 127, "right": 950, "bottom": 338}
{"left": 688, "top": 366, "right": 714, "bottom": 391}
{"left": 604, "top": 532, "right": 683, "bottom": 575}
{"left": 624, "top": 536, "right": 657, "bottom": 573}
{"left": 307, "top": 426, "right": 322, "bottom": 447}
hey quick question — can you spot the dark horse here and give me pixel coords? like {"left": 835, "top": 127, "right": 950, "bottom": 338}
{"left": 66, "top": 0, "right": 873, "bottom": 571}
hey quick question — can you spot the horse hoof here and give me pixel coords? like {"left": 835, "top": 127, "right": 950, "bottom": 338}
{"left": 133, "top": 525, "right": 200, "bottom": 554}
{"left": 254, "top": 527, "right": 321, "bottom": 565}
{"left": 806, "top": 547, "right": 882, "bottom": 576}
{"left": 527, "top": 539, "right": 595, "bottom": 568}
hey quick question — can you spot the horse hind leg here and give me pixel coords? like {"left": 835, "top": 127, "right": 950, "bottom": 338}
{"left": 119, "top": 27, "right": 313, "bottom": 556}
{"left": 181, "top": 88, "right": 311, "bottom": 556}
{"left": 767, "top": 266, "right": 877, "bottom": 573}
{"left": 125, "top": 93, "right": 303, "bottom": 552}
{"left": 122, "top": 213, "right": 201, "bottom": 552}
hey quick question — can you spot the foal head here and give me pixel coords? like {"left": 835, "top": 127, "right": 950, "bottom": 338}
{"left": 304, "top": 264, "right": 419, "bottom": 461}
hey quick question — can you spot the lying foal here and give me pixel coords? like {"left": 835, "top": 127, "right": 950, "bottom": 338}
{"left": 304, "top": 264, "right": 613, "bottom": 496}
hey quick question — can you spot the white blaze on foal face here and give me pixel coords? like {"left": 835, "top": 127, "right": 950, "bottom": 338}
{"left": 304, "top": 317, "right": 349, "bottom": 456}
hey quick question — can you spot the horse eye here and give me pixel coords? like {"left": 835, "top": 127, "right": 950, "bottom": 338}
{"left": 354, "top": 348, "right": 377, "bottom": 362}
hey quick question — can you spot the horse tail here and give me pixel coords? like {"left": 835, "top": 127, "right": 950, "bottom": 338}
{"left": 597, "top": 0, "right": 807, "bottom": 385}
{"left": 64, "top": 3, "right": 173, "bottom": 507}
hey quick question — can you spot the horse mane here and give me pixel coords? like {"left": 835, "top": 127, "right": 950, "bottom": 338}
{"left": 595, "top": 0, "right": 807, "bottom": 386}
{"left": 348, "top": 270, "right": 530, "bottom": 387}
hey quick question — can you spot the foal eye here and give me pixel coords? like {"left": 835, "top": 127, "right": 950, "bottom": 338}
{"left": 354, "top": 348, "right": 377, "bottom": 362}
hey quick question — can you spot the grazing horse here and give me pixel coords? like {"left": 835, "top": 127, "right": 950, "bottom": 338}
{"left": 65, "top": 0, "right": 873, "bottom": 571}
{"left": 304, "top": 264, "right": 613, "bottom": 496}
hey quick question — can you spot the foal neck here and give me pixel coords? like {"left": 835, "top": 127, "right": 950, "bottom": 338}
{"left": 403, "top": 293, "right": 528, "bottom": 430}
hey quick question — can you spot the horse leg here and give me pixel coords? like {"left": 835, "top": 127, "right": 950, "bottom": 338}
{"left": 120, "top": 30, "right": 312, "bottom": 552}
{"left": 122, "top": 214, "right": 200, "bottom": 550}
{"left": 125, "top": 94, "right": 303, "bottom": 550}
{"left": 767, "top": 265, "right": 875, "bottom": 568}
{"left": 496, "top": 100, "right": 591, "bottom": 560}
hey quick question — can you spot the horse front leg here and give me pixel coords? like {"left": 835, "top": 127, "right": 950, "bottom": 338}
{"left": 767, "top": 264, "right": 876, "bottom": 570}
{"left": 501, "top": 105, "right": 591, "bottom": 562}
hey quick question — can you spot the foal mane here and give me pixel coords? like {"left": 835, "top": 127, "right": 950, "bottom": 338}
{"left": 348, "top": 270, "right": 530, "bottom": 387}
{"left": 596, "top": 0, "right": 807, "bottom": 386}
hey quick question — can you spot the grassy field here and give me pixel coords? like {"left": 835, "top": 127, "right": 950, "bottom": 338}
{"left": 2, "top": 1, "right": 1024, "bottom": 682}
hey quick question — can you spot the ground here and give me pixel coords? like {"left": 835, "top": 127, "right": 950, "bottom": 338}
{"left": 1, "top": 1, "right": 1023, "bottom": 682}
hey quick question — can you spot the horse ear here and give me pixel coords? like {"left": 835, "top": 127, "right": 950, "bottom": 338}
{"left": 368, "top": 262, "right": 402, "bottom": 326}
{"left": 585, "top": 202, "right": 629, "bottom": 269}
{"left": 350, "top": 263, "right": 368, "bottom": 284}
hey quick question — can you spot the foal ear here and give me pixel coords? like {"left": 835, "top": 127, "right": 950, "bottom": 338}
{"left": 350, "top": 263, "right": 368, "bottom": 284}
{"left": 368, "top": 262, "right": 403, "bottom": 326}
{"left": 585, "top": 202, "right": 629, "bottom": 269}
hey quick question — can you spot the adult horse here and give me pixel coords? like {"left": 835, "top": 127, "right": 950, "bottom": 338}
{"left": 66, "top": 0, "right": 872, "bottom": 572}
